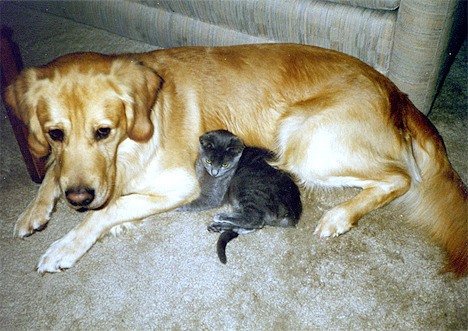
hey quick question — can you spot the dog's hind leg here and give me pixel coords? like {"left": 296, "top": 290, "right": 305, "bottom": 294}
{"left": 274, "top": 98, "right": 414, "bottom": 237}
{"left": 313, "top": 169, "right": 411, "bottom": 237}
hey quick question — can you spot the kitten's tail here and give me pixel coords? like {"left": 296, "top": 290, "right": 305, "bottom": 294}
{"left": 217, "top": 230, "right": 239, "bottom": 264}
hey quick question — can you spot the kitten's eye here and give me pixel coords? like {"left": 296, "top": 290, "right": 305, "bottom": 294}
{"left": 95, "top": 127, "right": 111, "bottom": 140}
{"left": 205, "top": 159, "right": 212, "bottom": 164}
{"left": 222, "top": 163, "right": 229, "bottom": 168}
{"left": 48, "top": 129, "right": 64, "bottom": 142}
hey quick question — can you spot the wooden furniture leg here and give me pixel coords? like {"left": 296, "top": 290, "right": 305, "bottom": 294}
{"left": 1, "top": 26, "right": 46, "bottom": 183}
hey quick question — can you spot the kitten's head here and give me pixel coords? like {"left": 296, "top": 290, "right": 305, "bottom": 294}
{"left": 199, "top": 130, "right": 245, "bottom": 177}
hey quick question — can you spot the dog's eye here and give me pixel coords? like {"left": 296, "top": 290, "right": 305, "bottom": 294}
{"left": 95, "top": 127, "right": 111, "bottom": 140}
{"left": 48, "top": 129, "right": 64, "bottom": 142}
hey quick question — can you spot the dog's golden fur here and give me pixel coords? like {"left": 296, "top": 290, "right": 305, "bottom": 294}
{"left": 4, "top": 44, "right": 467, "bottom": 276}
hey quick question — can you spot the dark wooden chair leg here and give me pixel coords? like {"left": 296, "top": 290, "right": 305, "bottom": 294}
{"left": 1, "top": 26, "right": 46, "bottom": 183}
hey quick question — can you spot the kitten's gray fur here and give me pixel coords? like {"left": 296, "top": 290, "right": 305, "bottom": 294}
{"left": 177, "top": 130, "right": 302, "bottom": 264}
{"left": 176, "top": 130, "right": 244, "bottom": 212}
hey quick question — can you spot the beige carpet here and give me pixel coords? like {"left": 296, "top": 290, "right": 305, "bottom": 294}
{"left": 0, "top": 3, "right": 466, "bottom": 330}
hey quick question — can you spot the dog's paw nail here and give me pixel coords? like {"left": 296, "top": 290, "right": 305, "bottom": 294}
{"left": 315, "top": 226, "right": 333, "bottom": 238}
{"left": 15, "top": 230, "right": 32, "bottom": 238}
{"left": 35, "top": 223, "right": 48, "bottom": 232}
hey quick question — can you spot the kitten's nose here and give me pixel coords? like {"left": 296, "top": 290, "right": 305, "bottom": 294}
{"left": 211, "top": 169, "right": 219, "bottom": 176}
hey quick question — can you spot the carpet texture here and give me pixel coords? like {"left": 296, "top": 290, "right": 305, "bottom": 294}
{"left": 0, "top": 3, "right": 466, "bottom": 330}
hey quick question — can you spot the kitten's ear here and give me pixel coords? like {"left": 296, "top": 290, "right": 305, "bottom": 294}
{"left": 228, "top": 136, "right": 245, "bottom": 154}
{"left": 228, "top": 145, "right": 245, "bottom": 154}
{"left": 230, "top": 136, "right": 245, "bottom": 149}
{"left": 199, "top": 137, "right": 213, "bottom": 149}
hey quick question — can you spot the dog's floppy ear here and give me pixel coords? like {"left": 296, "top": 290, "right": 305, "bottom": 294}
{"left": 3, "top": 68, "right": 50, "bottom": 157}
{"left": 113, "top": 60, "right": 162, "bottom": 142}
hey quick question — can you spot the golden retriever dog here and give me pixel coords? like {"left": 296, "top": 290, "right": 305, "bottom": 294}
{"left": 4, "top": 44, "right": 467, "bottom": 276}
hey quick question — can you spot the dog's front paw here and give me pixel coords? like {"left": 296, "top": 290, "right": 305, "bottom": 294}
{"left": 14, "top": 203, "right": 53, "bottom": 238}
{"left": 36, "top": 231, "right": 87, "bottom": 273}
{"left": 314, "top": 209, "right": 353, "bottom": 238}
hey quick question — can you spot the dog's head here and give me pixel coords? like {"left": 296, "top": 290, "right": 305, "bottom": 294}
{"left": 4, "top": 53, "right": 162, "bottom": 210}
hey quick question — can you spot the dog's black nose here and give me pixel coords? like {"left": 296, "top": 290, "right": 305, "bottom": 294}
{"left": 65, "top": 188, "right": 95, "bottom": 207}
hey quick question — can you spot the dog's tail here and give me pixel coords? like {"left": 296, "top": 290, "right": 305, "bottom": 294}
{"left": 396, "top": 93, "right": 467, "bottom": 277}
{"left": 217, "top": 230, "right": 239, "bottom": 264}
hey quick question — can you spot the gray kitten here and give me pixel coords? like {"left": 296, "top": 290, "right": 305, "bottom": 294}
{"left": 177, "top": 130, "right": 302, "bottom": 264}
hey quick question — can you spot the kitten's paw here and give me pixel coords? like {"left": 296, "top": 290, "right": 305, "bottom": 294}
{"left": 207, "top": 222, "right": 224, "bottom": 233}
{"left": 208, "top": 220, "right": 256, "bottom": 234}
{"left": 214, "top": 213, "right": 225, "bottom": 222}
{"left": 213, "top": 213, "right": 235, "bottom": 223}
{"left": 208, "top": 218, "right": 236, "bottom": 232}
